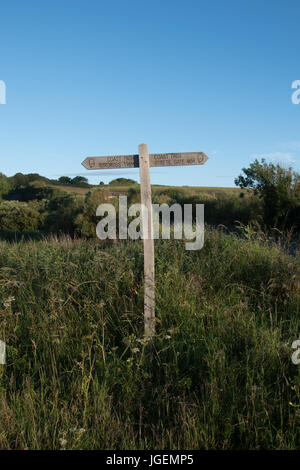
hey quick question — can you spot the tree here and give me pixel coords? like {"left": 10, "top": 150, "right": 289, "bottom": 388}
{"left": 0, "top": 173, "right": 12, "bottom": 198}
{"left": 58, "top": 176, "right": 72, "bottom": 185}
{"left": 71, "top": 176, "right": 89, "bottom": 187}
{"left": 235, "top": 158, "right": 300, "bottom": 228}
{"left": 109, "top": 178, "right": 137, "bottom": 185}
{"left": 9, "top": 173, "right": 28, "bottom": 188}
{"left": 9, "top": 172, "right": 49, "bottom": 188}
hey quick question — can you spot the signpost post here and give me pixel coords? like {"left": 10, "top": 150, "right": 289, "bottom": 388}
{"left": 138, "top": 144, "right": 155, "bottom": 338}
{"left": 82, "top": 145, "right": 209, "bottom": 339}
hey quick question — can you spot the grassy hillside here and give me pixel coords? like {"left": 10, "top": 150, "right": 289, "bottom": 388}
{"left": 0, "top": 228, "right": 299, "bottom": 449}
{"left": 48, "top": 184, "right": 92, "bottom": 195}
{"left": 51, "top": 182, "right": 243, "bottom": 196}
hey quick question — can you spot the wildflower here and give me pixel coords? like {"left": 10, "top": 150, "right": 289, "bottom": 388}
{"left": 59, "top": 437, "right": 67, "bottom": 448}
{"left": 131, "top": 348, "right": 140, "bottom": 354}
{"left": 3, "top": 296, "right": 15, "bottom": 308}
{"left": 165, "top": 335, "right": 171, "bottom": 340}
{"left": 123, "top": 338, "right": 132, "bottom": 345}
{"left": 0, "top": 340, "right": 6, "bottom": 365}
{"left": 136, "top": 337, "right": 150, "bottom": 346}
{"left": 70, "top": 427, "right": 86, "bottom": 435}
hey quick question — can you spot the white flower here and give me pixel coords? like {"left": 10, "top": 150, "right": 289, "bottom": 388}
{"left": 59, "top": 437, "right": 67, "bottom": 447}
{"left": 70, "top": 427, "right": 85, "bottom": 435}
{"left": 165, "top": 335, "right": 171, "bottom": 340}
{"left": 131, "top": 348, "right": 140, "bottom": 354}
{"left": 3, "top": 296, "right": 15, "bottom": 308}
{"left": 136, "top": 337, "right": 150, "bottom": 346}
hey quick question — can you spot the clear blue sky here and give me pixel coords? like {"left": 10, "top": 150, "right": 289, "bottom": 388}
{"left": 1, "top": 0, "right": 300, "bottom": 187}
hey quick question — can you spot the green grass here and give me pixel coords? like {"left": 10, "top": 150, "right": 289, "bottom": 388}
{"left": 51, "top": 182, "right": 244, "bottom": 196}
{"left": 48, "top": 184, "right": 92, "bottom": 195}
{"left": 0, "top": 228, "right": 300, "bottom": 449}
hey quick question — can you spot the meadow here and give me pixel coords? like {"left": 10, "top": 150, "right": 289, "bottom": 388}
{"left": 0, "top": 226, "right": 299, "bottom": 449}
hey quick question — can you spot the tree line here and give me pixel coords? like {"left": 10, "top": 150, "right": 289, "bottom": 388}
{"left": 0, "top": 160, "right": 300, "bottom": 237}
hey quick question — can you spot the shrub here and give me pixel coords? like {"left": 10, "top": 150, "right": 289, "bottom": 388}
{"left": 0, "top": 200, "right": 42, "bottom": 231}
{"left": 109, "top": 178, "right": 137, "bottom": 185}
{"left": 43, "top": 195, "right": 84, "bottom": 235}
{"left": 74, "top": 188, "right": 110, "bottom": 238}
{"left": 5, "top": 183, "right": 66, "bottom": 202}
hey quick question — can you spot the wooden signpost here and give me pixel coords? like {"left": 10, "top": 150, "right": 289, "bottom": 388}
{"left": 82, "top": 151, "right": 208, "bottom": 170}
{"left": 82, "top": 144, "right": 209, "bottom": 339}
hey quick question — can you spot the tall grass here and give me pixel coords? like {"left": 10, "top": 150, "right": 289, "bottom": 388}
{"left": 0, "top": 229, "right": 299, "bottom": 449}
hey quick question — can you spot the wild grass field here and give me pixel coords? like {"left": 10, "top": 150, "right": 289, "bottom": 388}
{"left": 0, "top": 227, "right": 299, "bottom": 450}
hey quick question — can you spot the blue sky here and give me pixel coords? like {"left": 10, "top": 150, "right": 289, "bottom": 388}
{"left": 0, "top": 0, "right": 300, "bottom": 187}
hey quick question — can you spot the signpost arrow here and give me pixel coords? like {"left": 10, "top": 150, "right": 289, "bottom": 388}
{"left": 81, "top": 152, "right": 208, "bottom": 170}
{"left": 81, "top": 145, "right": 209, "bottom": 340}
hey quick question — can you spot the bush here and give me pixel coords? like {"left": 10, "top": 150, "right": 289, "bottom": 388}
{"left": 43, "top": 195, "right": 84, "bottom": 235}
{"left": 74, "top": 188, "right": 110, "bottom": 238}
{"left": 0, "top": 200, "right": 42, "bottom": 231}
{"left": 109, "top": 178, "right": 137, "bottom": 185}
{"left": 5, "top": 183, "right": 66, "bottom": 202}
